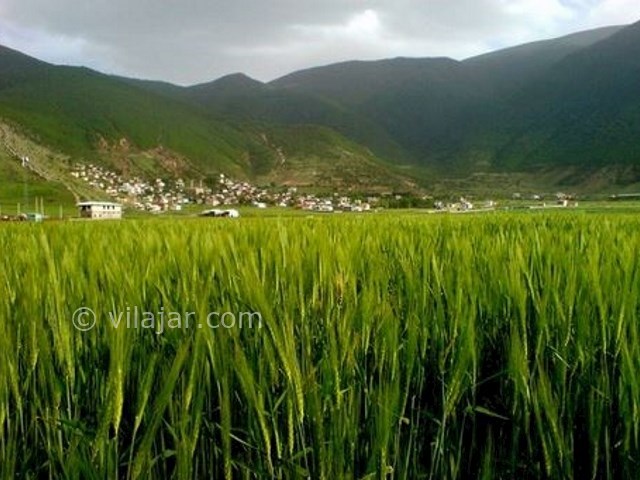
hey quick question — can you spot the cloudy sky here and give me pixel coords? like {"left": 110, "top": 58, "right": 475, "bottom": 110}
{"left": 1, "top": 0, "right": 639, "bottom": 85}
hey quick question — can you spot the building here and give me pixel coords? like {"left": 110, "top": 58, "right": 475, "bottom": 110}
{"left": 77, "top": 202, "right": 123, "bottom": 220}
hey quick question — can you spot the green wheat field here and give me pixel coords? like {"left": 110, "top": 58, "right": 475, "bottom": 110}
{"left": 1, "top": 213, "right": 639, "bottom": 479}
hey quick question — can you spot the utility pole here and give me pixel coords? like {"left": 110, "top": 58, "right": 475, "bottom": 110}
{"left": 23, "top": 167, "right": 28, "bottom": 212}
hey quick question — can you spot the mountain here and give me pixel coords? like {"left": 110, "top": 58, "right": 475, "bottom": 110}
{"left": 2, "top": 21, "right": 640, "bottom": 199}
{"left": 176, "top": 72, "right": 412, "bottom": 164}
{"left": 270, "top": 58, "right": 488, "bottom": 165}
{"left": 464, "top": 25, "right": 624, "bottom": 93}
{"left": 189, "top": 73, "right": 266, "bottom": 99}
{"left": 0, "top": 45, "right": 51, "bottom": 84}
{"left": 0, "top": 45, "right": 263, "bottom": 176}
{"left": 265, "top": 25, "right": 632, "bottom": 173}
{"left": 0, "top": 46, "right": 413, "bottom": 199}
{"left": 466, "top": 21, "right": 640, "bottom": 175}
{"left": 179, "top": 23, "right": 636, "bottom": 185}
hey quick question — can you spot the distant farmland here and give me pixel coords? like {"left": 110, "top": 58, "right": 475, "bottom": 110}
{"left": 1, "top": 214, "right": 639, "bottom": 478}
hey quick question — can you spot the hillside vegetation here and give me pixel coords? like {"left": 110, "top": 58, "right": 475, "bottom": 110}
{"left": 168, "top": 24, "right": 639, "bottom": 185}
{"left": 0, "top": 46, "right": 412, "bottom": 193}
{"left": 1, "top": 22, "right": 639, "bottom": 194}
{"left": 0, "top": 121, "right": 98, "bottom": 211}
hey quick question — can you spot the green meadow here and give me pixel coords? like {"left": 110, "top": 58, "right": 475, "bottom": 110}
{"left": 1, "top": 214, "right": 639, "bottom": 479}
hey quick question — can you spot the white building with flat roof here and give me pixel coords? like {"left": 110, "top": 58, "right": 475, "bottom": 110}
{"left": 77, "top": 202, "right": 123, "bottom": 220}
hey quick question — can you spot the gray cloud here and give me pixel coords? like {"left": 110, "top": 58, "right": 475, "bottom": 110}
{"left": 0, "top": 0, "right": 638, "bottom": 85}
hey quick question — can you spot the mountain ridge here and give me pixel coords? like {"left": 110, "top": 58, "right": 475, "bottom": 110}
{"left": 1, "top": 21, "right": 639, "bottom": 198}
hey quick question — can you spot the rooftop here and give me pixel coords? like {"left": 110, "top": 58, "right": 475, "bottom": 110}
{"left": 77, "top": 201, "right": 123, "bottom": 207}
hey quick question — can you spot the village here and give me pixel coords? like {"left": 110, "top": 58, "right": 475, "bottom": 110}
{"left": 69, "top": 163, "right": 378, "bottom": 215}
{"left": 0, "top": 157, "right": 584, "bottom": 222}
{"left": 69, "top": 164, "right": 585, "bottom": 218}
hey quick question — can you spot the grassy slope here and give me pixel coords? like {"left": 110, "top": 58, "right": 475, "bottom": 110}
{"left": 0, "top": 120, "right": 108, "bottom": 211}
{"left": 267, "top": 26, "right": 636, "bottom": 180}
{"left": 255, "top": 125, "right": 418, "bottom": 191}
{"left": 0, "top": 148, "right": 75, "bottom": 212}
{"left": 0, "top": 62, "right": 257, "bottom": 177}
{"left": 485, "top": 22, "right": 640, "bottom": 171}
{"left": 0, "top": 46, "right": 419, "bottom": 193}
{"left": 179, "top": 74, "right": 413, "bottom": 165}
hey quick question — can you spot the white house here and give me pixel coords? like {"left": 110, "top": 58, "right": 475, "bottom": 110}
{"left": 77, "top": 201, "right": 123, "bottom": 220}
